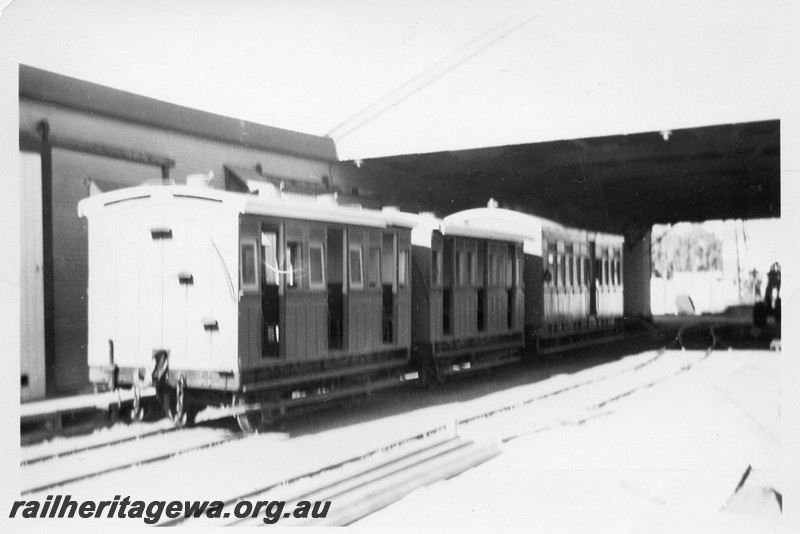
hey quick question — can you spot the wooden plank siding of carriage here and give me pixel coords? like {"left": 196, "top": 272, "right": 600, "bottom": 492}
{"left": 238, "top": 213, "right": 411, "bottom": 369}
{"left": 395, "top": 233, "right": 413, "bottom": 348}
{"left": 283, "top": 223, "right": 328, "bottom": 362}
{"left": 542, "top": 228, "right": 590, "bottom": 330}
{"left": 539, "top": 228, "right": 624, "bottom": 335}
{"left": 594, "top": 235, "right": 625, "bottom": 320}
{"left": 347, "top": 230, "right": 384, "bottom": 354}
{"left": 484, "top": 241, "right": 509, "bottom": 333}
{"left": 417, "top": 234, "right": 524, "bottom": 345}
{"left": 238, "top": 215, "right": 264, "bottom": 370}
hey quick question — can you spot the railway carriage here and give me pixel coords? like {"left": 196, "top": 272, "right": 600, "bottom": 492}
{"left": 407, "top": 213, "right": 526, "bottom": 384}
{"left": 80, "top": 182, "right": 626, "bottom": 430}
{"left": 79, "top": 183, "right": 416, "bottom": 431}
{"left": 442, "top": 205, "right": 625, "bottom": 353}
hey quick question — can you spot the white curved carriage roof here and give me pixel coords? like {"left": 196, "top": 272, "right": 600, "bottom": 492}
{"left": 442, "top": 207, "right": 552, "bottom": 241}
{"left": 78, "top": 185, "right": 417, "bottom": 229}
{"left": 385, "top": 209, "right": 527, "bottom": 248}
{"left": 444, "top": 207, "right": 624, "bottom": 248}
{"left": 443, "top": 207, "right": 555, "bottom": 254}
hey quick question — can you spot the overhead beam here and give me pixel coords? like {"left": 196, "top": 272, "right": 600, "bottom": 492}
{"left": 20, "top": 126, "right": 177, "bottom": 179}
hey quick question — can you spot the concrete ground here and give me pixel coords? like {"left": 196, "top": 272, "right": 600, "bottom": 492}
{"left": 356, "top": 349, "right": 783, "bottom": 533}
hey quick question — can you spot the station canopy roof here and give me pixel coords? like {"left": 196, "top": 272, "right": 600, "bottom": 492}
{"left": 356, "top": 120, "right": 780, "bottom": 235}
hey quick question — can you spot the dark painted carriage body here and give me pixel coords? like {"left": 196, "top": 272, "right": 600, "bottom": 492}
{"left": 236, "top": 211, "right": 414, "bottom": 404}
{"left": 441, "top": 207, "right": 625, "bottom": 354}
{"left": 409, "top": 216, "right": 526, "bottom": 382}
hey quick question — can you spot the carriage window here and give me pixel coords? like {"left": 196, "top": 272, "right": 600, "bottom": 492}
{"left": 286, "top": 241, "right": 301, "bottom": 289}
{"left": 489, "top": 249, "right": 497, "bottom": 286}
{"left": 612, "top": 258, "right": 617, "bottom": 286}
{"left": 555, "top": 256, "right": 560, "bottom": 287}
{"left": 399, "top": 249, "right": 409, "bottom": 288}
{"left": 614, "top": 255, "right": 622, "bottom": 286}
{"left": 431, "top": 250, "right": 442, "bottom": 286}
{"left": 240, "top": 239, "right": 258, "bottom": 290}
{"left": 595, "top": 258, "right": 602, "bottom": 285}
{"left": 382, "top": 233, "right": 396, "bottom": 285}
{"left": 309, "top": 242, "right": 325, "bottom": 289}
{"left": 349, "top": 245, "right": 363, "bottom": 289}
{"left": 467, "top": 251, "right": 476, "bottom": 285}
{"left": 505, "top": 248, "right": 513, "bottom": 288}
{"left": 368, "top": 247, "right": 381, "bottom": 288}
{"left": 567, "top": 255, "right": 574, "bottom": 287}
{"left": 546, "top": 243, "right": 557, "bottom": 286}
{"left": 262, "top": 232, "right": 279, "bottom": 285}
{"left": 585, "top": 257, "right": 591, "bottom": 285}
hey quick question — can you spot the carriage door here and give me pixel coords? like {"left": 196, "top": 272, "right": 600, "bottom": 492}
{"left": 327, "top": 228, "right": 345, "bottom": 350}
{"left": 588, "top": 240, "right": 598, "bottom": 316}
{"left": 261, "top": 225, "right": 281, "bottom": 357}
{"left": 381, "top": 232, "right": 396, "bottom": 343}
{"left": 442, "top": 237, "right": 454, "bottom": 336}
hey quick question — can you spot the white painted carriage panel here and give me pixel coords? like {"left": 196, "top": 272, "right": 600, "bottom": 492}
{"left": 150, "top": 202, "right": 238, "bottom": 372}
{"left": 161, "top": 212, "right": 190, "bottom": 367}
{"left": 208, "top": 210, "right": 239, "bottom": 371}
{"left": 94, "top": 203, "right": 161, "bottom": 369}
{"left": 84, "top": 195, "right": 240, "bottom": 373}
{"left": 141, "top": 203, "right": 167, "bottom": 363}
{"left": 86, "top": 210, "right": 118, "bottom": 370}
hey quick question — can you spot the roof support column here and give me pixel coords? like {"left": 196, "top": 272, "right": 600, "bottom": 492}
{"left": 623, "top": 223, "right": 652, "bottom": 321}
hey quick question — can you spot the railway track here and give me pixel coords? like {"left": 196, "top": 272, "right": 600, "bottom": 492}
{"left": 20, "top": 425, "right": 245, "bottom": 495}
{"left": 20, "top": 324, "right": 721, "bottom": 525}
{"left": 454, "top": 325, "right": 720, "bottom": 442}
{"left": 165, "top": 325, "right": 721, "bottom": 526}
{"left": 21, "top": 421, "right": 179, "bottom": 467}
{"left": 227, "top": 436, "right": 501, "bottom": 527}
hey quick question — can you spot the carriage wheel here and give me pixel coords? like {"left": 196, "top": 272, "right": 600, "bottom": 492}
{"left": 159, "top": 376, "right": 195, "bottom": 428}
{"left": 232, "top": 393, "right": 273, "bottom": 433}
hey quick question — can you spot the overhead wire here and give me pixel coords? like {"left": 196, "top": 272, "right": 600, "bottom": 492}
{"left": 327, "top": 13, "right": 535, "bottom": 143}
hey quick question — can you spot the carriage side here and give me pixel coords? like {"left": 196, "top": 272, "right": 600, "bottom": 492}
{"left": 234, "top": 207, "right": 414, "bottom": 424}
{"left": 411, "top": 215, "right": 525, "bottom": 384}
{"left": 81, "top": 186, "right": 415, "bottom": 428}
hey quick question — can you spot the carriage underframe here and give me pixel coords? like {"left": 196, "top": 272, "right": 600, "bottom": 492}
{"left": 90, "top": 347, "right": 416, "bottom": 432}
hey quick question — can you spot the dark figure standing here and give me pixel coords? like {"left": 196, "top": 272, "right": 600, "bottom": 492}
{"left": 765, "top": 262, "right": 781, "bottom": 310}
{"left": 754, "top": 262, "right": 781, "bottom": 329}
